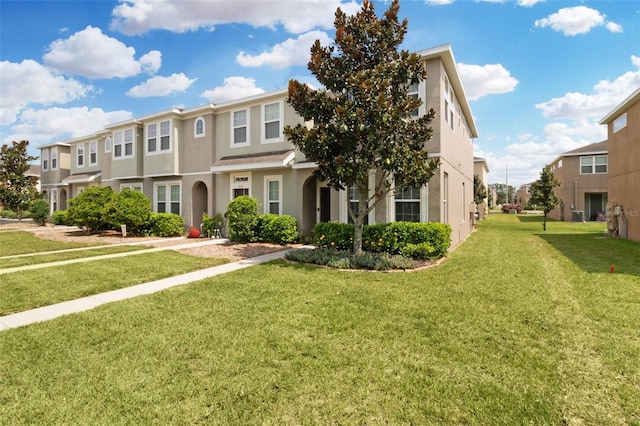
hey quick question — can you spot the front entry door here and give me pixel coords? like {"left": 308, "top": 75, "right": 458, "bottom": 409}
{"left": 319, "top": 187, "right": 331, "bottom": 222}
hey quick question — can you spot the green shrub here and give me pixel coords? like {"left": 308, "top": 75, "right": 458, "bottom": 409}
{"left": 201, "top": 212, "right": 224, "bottom": 238}
{"left": 400, "top": 242, "right": 436, "bottom": 260}
{"left": 362, "top": 223, "right": 390, "bottom": 253}
{"left": 147, "top": 212, "right": 184, "bottom": 237}
{"left": 52, "top": 210, "right": 73, "bottom": 226}
{"left": 382, "top": 222, "right": 451, "bottom": 258}
{"left": 30, "top": 199, "right": 50, "bottom": 226}
{"left": 0, "top": 210, "right": 18, "bottom": 219}
{"left": 226, "top": 196, "right": 259, "bottom": 242}
{"left": 312, "top": 222, "right": 354, "bottom": 250}
{"left": 285, "top": 247, "right": 416, "bottom": 270}
{"left": 67, "top": 186, "right": 114, "bottom": 233}
{"left": 104, "top": 189, "right": 151, "bottom": 235}
{"left": 258, "top": 214, "right": 298, "bottom": 245}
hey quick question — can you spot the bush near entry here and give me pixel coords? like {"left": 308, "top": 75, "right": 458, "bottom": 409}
{"left": 312, "top": 221, "right": 451, "bottom": 260}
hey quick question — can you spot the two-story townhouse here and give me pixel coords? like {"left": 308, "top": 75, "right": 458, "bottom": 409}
{"left": 600, "top": 87, "right": 640, "bottom": 242}
{"left": 39, "top": 141, "right": 71, "bottom": 213}
{"left": 474, "top": 157, "right": 490, "bottom": 220}
{"left": 515, "top": 182, "right": 533, "bottom": 209}
{"left": 547, "top": 140, "right": 608, "bottom": 222}
{"left": 38, "top": 44, "right": 477, "bottom": 249}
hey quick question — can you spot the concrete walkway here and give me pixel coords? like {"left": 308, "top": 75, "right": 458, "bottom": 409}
{"left": 0, "top": 248, "right": 290, "bottom": 331}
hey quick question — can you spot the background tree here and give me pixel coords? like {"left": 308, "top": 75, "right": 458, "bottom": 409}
{"left": 473, "top": 175, "right": 487, "bottom": 206}
{"left": 492, "top": 183, "right": 516, "bottom": 205}
{"left": 0, "top": 140, "right": 39, "bottom": 221}
{"left": 530, "top": 164, "right": 560, "bottom": 231}
{"left": 284, "top": 0, "right": 438, "bottom": 254}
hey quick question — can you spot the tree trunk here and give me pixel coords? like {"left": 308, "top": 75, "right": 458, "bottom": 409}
{"left": 352, "top": 181, "right": 369, "bottom": 255}
{"left": 543, "top": 214, "right": 547, "bottom": 231}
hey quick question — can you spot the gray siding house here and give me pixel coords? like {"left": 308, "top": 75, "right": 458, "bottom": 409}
{"left": 39, "top": 44, "right": 478, "bottom": 249}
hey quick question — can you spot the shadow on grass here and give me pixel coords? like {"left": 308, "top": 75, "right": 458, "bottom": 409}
{"left": 536, "top": 232, "right": 640, "bottom": 276}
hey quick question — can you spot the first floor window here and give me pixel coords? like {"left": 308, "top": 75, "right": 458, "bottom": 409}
{"left": 231, "top": 173, "right": 251, "bottom": 199}
{"left": 265, "top": 177, "right": 281, "bottom": 214}
{"left": 155, "top": 183, "right": 181, "bottom": 215}
{"left": 395, "top": 183, "right": 421, "bottom": 222}
{"left": 51, "top": 189, "right": 58, "bottom": 212}
{"left": 120, "top": 183, "right": 142, "bottom": 192}
{"left": 348, "top": 185, "right": 368, "bottom": 225}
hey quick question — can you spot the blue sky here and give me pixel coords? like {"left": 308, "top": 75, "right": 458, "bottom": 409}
{"left": 1, "top": 0, "right": 638, "bottom": 187}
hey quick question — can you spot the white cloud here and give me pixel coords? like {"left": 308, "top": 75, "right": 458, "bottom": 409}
{"left": 535, "top": 57, "right": 640, "bottom": 120}
{"left": 0, "top": 60, "right": 91, "bottom": 126}
{"left": 43, "top": 26, "right": 162, "bottom": 78}
{"left": 200, "top": 76, "right": 265, "bottom": 103}
{"left": 3, "top": 107, "right": 133, "bottom": 146}
{"left": 534, "top": 6, "right": 622, "bottom": 36}
{"left": 457, "top": 63, "right": 519, "bottom": 101}
{"left": 517, "top": 0, "right": 544, "bottom": 7}
{"left": 126, "top": 73, "right": 197, "bottom": 98}
{"left": 110, "top": 0, "right": 361, "bottom": 35}
{"left": 237, "top": 31, "right": 332, "bottom": 69}
{"left": 425, "top": 0, "right": 453, "bottom": 5}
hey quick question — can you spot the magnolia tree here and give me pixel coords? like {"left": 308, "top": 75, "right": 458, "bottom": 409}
{"left": 0, "top": 140, "right": 39, "bottom": 221}
{"left": 284, "top": 0, "right": 438, "bottom": 254}
{"left": 530, "top": 164, "right": 560, "bottom": 231}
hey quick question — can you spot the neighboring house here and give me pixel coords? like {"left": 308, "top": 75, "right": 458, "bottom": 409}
{"left": 487, "top": 184, "right": 498, "bottom": 209}
{"left": 474, "top": 157, "right": 489, "bottom": 219}
{"left": 26, "top": 164, "right": 41, "bottom": 194}
{"left": 38, "top": 44, "right": 477, "bottom": 248}
{"left": 515, "top": 182, "right": 533, "bottom": 209}
{"left": 547, "top": 140, "right": 608, "bottom": 222}
{"left": 600, "top": 87, "right": 640, "bottom": 242}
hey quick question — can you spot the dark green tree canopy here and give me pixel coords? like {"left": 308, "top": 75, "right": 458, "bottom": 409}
{"left": 0, "top": 140, "right": 39, "bottom": 220}
{"left": 473, "top": 175, "right": 488, "bottom": 206}
{"left": 284, "top": 0, "right": 438, "bottom": 253}
{"left": 530, "top": 164, "right": 561, "bottom": 231}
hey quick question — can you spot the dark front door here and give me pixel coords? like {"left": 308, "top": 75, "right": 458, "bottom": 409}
{"left": 320, "top": 187, "right": 331, "bottom": 222}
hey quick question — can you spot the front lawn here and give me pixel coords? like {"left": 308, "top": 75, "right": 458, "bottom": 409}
{"left": 0, "top": 215, "right": 638, "bottom": 424}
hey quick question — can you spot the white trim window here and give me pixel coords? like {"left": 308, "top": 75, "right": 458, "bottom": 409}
{"left": 113, "top": 128, "right": 135, "bottom": 159}
{"left": 231, "top": 173, "right": 251, "bottom": 198}
{"left": 51, "top": 147, "right": 58, "bottom": 170}
{"left": 120, "top": 183, "right": 143, "bottom": 192}
{"left": 394, "top": 182, "right": 421, "bottom": 222}
{"left": 147, "top": 120, "right": 171, "bottom": 154}
{"left": 264, "top": 175, "right": 282, "bottom": 215}
{"left": 262, "top": 101, "right": 282, "bottom": 143}
{"left": 194, "top": 117, "right": 205, "bottom": 138}
{"left": 42, "top": 148, "right": 49, "bottom": 171}
{"left": 580, "top": 155, "right": 608, "bottom": 174}
{"left": 105, "top": 137, "right": 112, "bottom": 153}
{"left": 613, "top": 113, "right": 627, "bottom": 133}
{"left": 89, "top": 141, "right": 97, "bottom": 166}
{"left": 232, "top": 109, "right": 249, "bottom": 146}
{"left": 347, "top": 184, "right": 369, "bottom": 225}
{"left": 76, "top": 143, "right": 85, "bottom": 168}
{"left": 407, "top": 81, "right": 420, "bottom": 118}
{"left": 154, "top": 182, "right": 181, "bottom": 215}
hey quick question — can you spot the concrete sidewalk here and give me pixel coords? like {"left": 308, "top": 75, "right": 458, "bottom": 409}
{"left": 0, "top": 249, "right": 289, "bottom": 331}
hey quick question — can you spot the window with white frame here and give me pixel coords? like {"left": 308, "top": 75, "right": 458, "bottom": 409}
{"left": 113, "top": 129, "right": 134, "bottom": 158}
{"left": 160, "top": 120, "right": 170, "bottom": 151}
{"left": 155, "top": 182, "right": 181, "bottom": 215}
{"left": 262, "top": 102, "right": 281, "bottom": 142}
{"left": 407, "top": 81, "right": 420, "bottom": 118}
{"left": 51, "top": 147, "right": 58, "bottom": 170}
{"left": 89, "top": 141, "right": 97, "bottom": 166}
{"left": 613, "top": 113, "right": 627, "bottom": 133}
{"left": 232, "top": 109, "right": 248, "bottom": 146}
{"left": 395, "top": 181, "right": 421, "bottom": 222}
{"left": 580, "top": 155, "right": 608, "bottom": 174}
{"left": 105, "top": 137, "right": 112, "bottom": 153}
{"left": 194, "top": 117, "right": 205, "bottom": 138}
{"left": 444, "top": 76, "right": 454, "bottom": 131}
{"left": 348, "top": 184, "right": 368, "bottom": 225}
{"left": 265, "top": 176, "right": 282, "bottom": 214}
{"left": 120, "top": 183, "right": 143, "bottom": 192}
{"left": 42, "top": 149, "right": 49, "bottom": 171}
{"left": 147, "top": 123, "right": 157, "bottom": 153}
{"left": 231, "top": 173, "right": 251, "bottom": 198}
{"left": 77, "top": 143, "right": 85, "bottom": 168}
{"left": 147, "top": 120, "right": 171, "bottom": 154}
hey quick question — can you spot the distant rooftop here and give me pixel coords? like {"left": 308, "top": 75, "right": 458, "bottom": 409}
{"left": 562, "top": 140, "right": 607, "bottom": 156}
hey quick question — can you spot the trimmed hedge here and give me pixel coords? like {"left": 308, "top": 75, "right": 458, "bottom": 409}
{"left": 312, "top": 221, "right": 451, "bottom": 260}
{"left": 257, "top": 213, "right": 298, "bottom": 245}
{"left": 52, "top": 210, "right": 73, "bottom": 226}
{"left": 146, "top": 213, "right": 185, "bottom": 237}
{"left": 226, "top": 196, "right": 259, "bottom": 242}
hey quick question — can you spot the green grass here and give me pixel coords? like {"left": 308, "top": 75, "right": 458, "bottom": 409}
{"left": 0, "top": 215, "right": 638, "bottom": 424}
{"left": 0, "top": 230, "right": 96, "bottom": 256}
{"left": 0, "top": 245, "right": 149, "bottom": 269}
{"left": 0, "top": 252, "right": 227, "bottom": 315}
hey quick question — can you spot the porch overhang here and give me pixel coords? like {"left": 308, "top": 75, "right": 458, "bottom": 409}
{"left": 61, "top": 171, "right": 102, "bottom": 184}
{"left": 211, "top": 150, "right": 295, "bottom": 174}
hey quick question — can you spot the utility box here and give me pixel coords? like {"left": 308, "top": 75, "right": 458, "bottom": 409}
{"left": 572, "top": 210, "right": 584, "bottom": 222}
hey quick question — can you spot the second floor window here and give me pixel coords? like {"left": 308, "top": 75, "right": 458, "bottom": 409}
{"left": 51, "top": 147, "right": 58, "bottom": 170}
{"left": 263, "top": 102, "right": 281, "bottom": 142}
{"left": 77, "top": 144, "right": 84, "bottom": 167}
{"left": 42, "top": 149, "right": 49, "bottom": 171}
{"left": 105, "top": 137, "right": 112, "bottom": 153}
{"left": 233, "top": 109, "right": 248, "bottom": 145}
{"left": 580, "top": 155, "right": 607, "bottom": 174}
{"left": 407, "top": 81, "right": 419, "bottom": 118}
{"left": 89, "top": 141, "right": 97, "bottom": 166}
{"left": 147, "top": 120, "right": 171, "bottom": 154}
{"left": 114, "top": 129, "right": 134, "bottom": 159}
{"left": 195, "top": 117, "right": 205, "bottom": 137}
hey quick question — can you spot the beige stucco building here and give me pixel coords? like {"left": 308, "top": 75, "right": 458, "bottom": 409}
{"left": 38, "top": 44, "right": 478, "bottom": 248}
{"left": 600, "top": 88, "right": 640, "bottom": 242}
{"left": 547, "top": 140, "right": 608, "bottom": 222}
{"left": 473, "top": 157, "right": 489, "bottom": 220}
